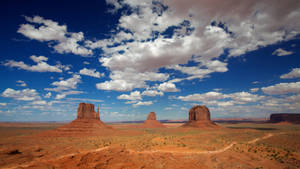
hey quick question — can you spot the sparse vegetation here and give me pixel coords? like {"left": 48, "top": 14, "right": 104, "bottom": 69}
{"left": 0, "top": 122, "right": 300, "bottom": 168}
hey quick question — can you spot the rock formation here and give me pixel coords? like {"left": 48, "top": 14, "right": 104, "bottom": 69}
{"left": 40, "top": 103, "right": 112, "bottom": 137}
{"left": 77, "top": 103, "right": 100, "bottom": 120}
{"left": 182, "top": 105, "right": 219, "bottom": 128}
{"left": 142, "top": 112, "right": 165, "bottom": 128}
{"left": 269, "top": 113, "right": 300, "bottom": 124}
{"left": 147, "top": 112, "right": 156, "bottom": 120}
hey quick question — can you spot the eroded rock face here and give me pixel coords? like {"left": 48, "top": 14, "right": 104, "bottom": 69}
{"left": 143, "top": 112, "right": 165, "bottom": 128}
{"left": 188, "top": 105, "right": 210, "bottom": 121}
{"left": 77, "top": 103, "right": 100, "bottom": 120}
{"left": 183, "top": 105, "right": 219, "bottom": 128}
{"left": 147, "top": 112, "right": 156, "bottom": 120}
{"left": 270, "top": 113, "right": 300, "bottom": 123}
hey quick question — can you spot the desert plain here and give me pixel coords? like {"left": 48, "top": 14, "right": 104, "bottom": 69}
{"left": 0, "top": 121, "right": 300, "bottom": 169}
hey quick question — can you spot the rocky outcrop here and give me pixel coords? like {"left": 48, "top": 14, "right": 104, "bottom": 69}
{"left": 142, "top": 112, "right": 165, "bottom": 128}
{"left": 77, "top": 103, "right": 100, "bottom": 120}
{"left": 182, "top": 105, "right": 219, "bottom": 128}
{"left": 269, "top": 113, "right": 300, "bottom": 124}
{"left": 147, "top": 112, "right": 156, "bottom": 120}
{"left": 39, "top": 103, "right": 112, "bottom": 137}
{"left": 188, "top": 105, "right": 210, "bottom": 121}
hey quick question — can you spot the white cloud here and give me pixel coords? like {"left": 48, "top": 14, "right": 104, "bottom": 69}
{"left": 68, "top": 98, "right": 103, "bottom": 102}
{"left": 4, "top": 55, "right": 63, "bottom": 73}
{"left": 0, "top": 103, "right": 7, "bottom": 106}
{"left": 30, "top": 55, "right": 48, "bottom": 63}
{"left": 16, "top": 80, "right": 27, "bottom": 87}
{"left": 90, "top": 0, "right": 300, "bottom": 92}
{"left": 44, "top": 92, "right": 52, "bottom": 98}
{"left": 178, "top": 91, "right": 263, "bottom": 105}
{"left": 280, "top": 68, "right": 300, "bottom": 79}
{"left": 262, "top": 82, "right": 300, "bottom": 95}
{"left": 117, "top": 91, "right": 142, "bottom": 100}
{"left": 55, "top": 90, "right": 83, "bottom": 100}
{"left": 272, "top": 48, "right": 293, "bottom": 56}
{"left": 83, "top": 61, "right": 90, "bottom": 65}
{"left": 157, "top": 82, "right": 179, "bottom": 92}
{"left": 217, "top": 101, "right": 234, "bottom": 107}
{"left": 79, "top": 68, "right": 103, "bottom": 78}
{"left": 167, "top": 60, "right": 228, "bottom": 81}
{"left": 133, "top": 101, "right": 153, "bottom": 107}
{"left": 55, "top": 94, "right": 66, "bottom": 100}
{"left": 178, "top": 92, "right": 225, "bottom": 102}
{"left": 125, "top": 100, "right": 137, "bottom": 104}
{"left": 31, "top": 100, "right": 47, "bottom": 105}
{"left": 250, "top": 88, "right": 259, "bottom": 93}
{"left": 45, "top": 74, "right": 81, "bottom": 92}
{"left": 2, "top": 88, "right": 40, "bottom": 101}
{"left": 96, "top": 68, "right": 169, "bottom": 91}
{"left": 18, "top": 16, "right": 92, "bottom": 56}
{"left": 228, "top": 92, "right": 264, "bottom": 103}
{"left": 142, "top": 90, "right": 164, "bottom": 96}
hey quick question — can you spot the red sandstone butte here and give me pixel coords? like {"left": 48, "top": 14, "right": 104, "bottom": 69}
{"left": 77, "top": 103, "right": 100, "bottom": 120}
{"left": 182, "top": 105, "right": 219, "bottom": 128}
{"left": 142, "top": 112, "right": 165, "bottom": 128}
{"left": 39, "top": 103, "right": 112, "bottom": 137}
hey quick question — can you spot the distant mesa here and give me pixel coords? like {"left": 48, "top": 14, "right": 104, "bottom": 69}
{"left": 269, "top": 113, "right": 300, "bottom": 124}
{"left": 39, "top": 103, "right": 112, "bottom": 137}
{"left": 182, "top": 105, "right": 220, "bottom": 128}
{"left": 147, "top": 112, "right": 156, "bottom": 120}
{"left": 142, "top": 112, "right": 165, "bottom": 128}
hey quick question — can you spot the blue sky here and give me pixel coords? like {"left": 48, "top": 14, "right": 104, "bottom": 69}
{"left": 0, "top": 0, "right": 300, "bottom": 122}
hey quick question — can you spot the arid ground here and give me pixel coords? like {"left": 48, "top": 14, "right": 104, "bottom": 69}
{"left": 1, "top": 122, "right": 300, "bottom": 169}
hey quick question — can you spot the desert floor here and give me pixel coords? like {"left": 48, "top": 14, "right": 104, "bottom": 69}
{"left": 0, "top": 122, "right": 300, "bottom": 169}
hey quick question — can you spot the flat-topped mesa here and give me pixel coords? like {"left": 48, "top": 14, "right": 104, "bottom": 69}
{"left": 269, "top": 113, "right": 300, "bottom": 124}
{"left": 143, "top": 112, "right": 165, "bottom": 128}
{"left": 147, "top": 112, "right": 156, "bottom": 120}
{"left": 77, "top": 103, "right": 100, "bottom": 120}
{"left": 189, "top": 105, "right": 211, "bottom": 121}
{"left": 183, "top": 105, "right": 219, "bottom": 128}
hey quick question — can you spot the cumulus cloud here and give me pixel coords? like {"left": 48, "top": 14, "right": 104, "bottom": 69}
{"left": 16, "top": 80, "right": 27, "bottom": 87}
{"left": 117, "top": 91, "right": 142, "bottom": 100}
{"left": 178, "top": 92, "right": 226, "bottom": 102}
{"left": 133, "top": 101, "right": 153, "bottom": 107}
{"left": 272, "top": 48, "right": 293, "bottom": 56}
{"left": 31, "top": 100, "right": 47, "bottom": 105}
{"left": 55, "top": 93, "right": 66, "bottom": 100}
{"left": 89, "top": 0, "right": 300, "bottom": 92}
{"left": 79, "top": 68, "right": 103, "bottom": 78}
{"left": 96, "top": 68, "right": 169, "bottom": 91}
{"left": 0, "top": 103, "right": 7, "bottom": 106}
{"left": 178, "top": 91, "right": 263, "bottom": 105}
{"left": 280, "top": 68, "right": 300, "bottom": 79}
{"left": 3, "top": 55, "right": 63, "bottom": 73}
{"left": 157, "top": 82, "right": 179, "bottom": 92}
{"left": 228, "top": 92, "right": 264, "bottom": 103}
{"left": 18, "top": 16, "right": 92, "bottom": 56}
{"left": 142, "top": 90, "right": 164, "bottom": 96}
{"left": 45, "top": 74, "right": 81, "bottom": 92}
{"left": 55, "top": 90, "right": 83, "bottom": 100}
{"left": 262, "top": 82, "right": 300, "bottom": 95}
{"left": 250, "top": 88, "right": 259, "bottom": 93}
{"left": 44, "top": 92, "right": 52, "bottom": 98}
{"left": 1, "top": 88, "right": 40, "bottom": 101}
